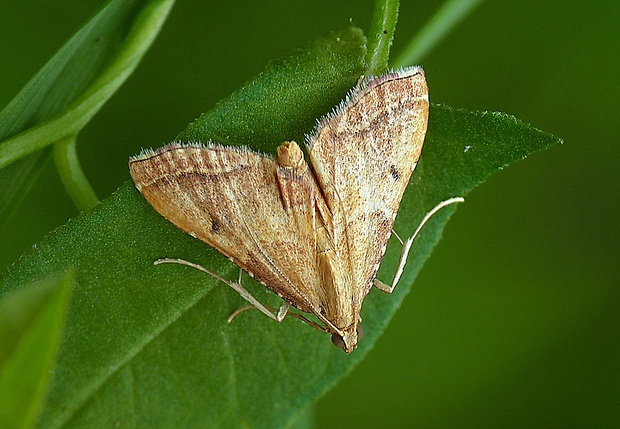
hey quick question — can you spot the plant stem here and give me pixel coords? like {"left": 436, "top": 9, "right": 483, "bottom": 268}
{"left": 366, "top": 0, "right": 400, "bottom": 75}
{"left": 53, "top": 136, "right": 99, "bottom": 212}
{"left": 0, "top": 0, "right": 175, "bottom": 171}
{"left": 392, "top": 0, "right": 484, "bottom": 67}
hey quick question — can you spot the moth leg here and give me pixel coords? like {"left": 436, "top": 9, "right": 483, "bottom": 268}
{"left": 154, "top": 258, "right": 286, "bottom": 323}
{"left": 233, "top": 270, "right": 291, "bottom": 321}
{"left": 227, "top": 299, "right": 291, "bottom": 323}
{"left": 276, "top": 301, "right": 291, "bottom": 321}
{"left": 154, "top": 259, "right": 331, "bottom": 332}
{"left": 374, "top": 197, "right": 465, "bottom": 294}
{"left": 227, "top": 303, "right": 330, "bottom": 336}
{"left": 226, "top": 305, "right": 255, "bottom": 322}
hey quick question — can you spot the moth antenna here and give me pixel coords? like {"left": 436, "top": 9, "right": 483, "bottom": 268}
{"left": 408, "top": 197, "right": 465, "bottom": 248}
{"left": 375, "top": 197, "right": 465, "bottom": 294}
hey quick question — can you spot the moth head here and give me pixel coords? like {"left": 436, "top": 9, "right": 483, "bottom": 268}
{"left": 276, "top": 141, "right": 304, "bottom": 169}
{"left": 331, "top": 324, "right": 364, "bottom": 354}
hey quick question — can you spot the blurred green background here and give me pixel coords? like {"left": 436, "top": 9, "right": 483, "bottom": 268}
{"left": 1, "top": 1, "right": 618, "bottom": 427}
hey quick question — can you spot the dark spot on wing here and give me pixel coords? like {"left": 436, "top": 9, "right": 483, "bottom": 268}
{"left": 211, "top": 219, "right": 220, "bottom": 233}
{"left": 390, "top": 165, "right": 400, "bottom": 181}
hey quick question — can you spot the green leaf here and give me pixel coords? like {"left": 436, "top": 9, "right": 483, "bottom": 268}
{"left": 0, "top": 0, "right": 175, "bottom": 221}
{"left": 0, "top": 27, "right": 560, "bottom": 428}
{"left": 0, "top": 273, "right": 73, "bottom": 429}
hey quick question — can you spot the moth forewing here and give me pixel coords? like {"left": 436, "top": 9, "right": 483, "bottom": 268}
{"left": 306, "top": 66, "right": 429, "bottom": 302}
{"left": 130, "top": 66, "right": 432, "bottom": 354}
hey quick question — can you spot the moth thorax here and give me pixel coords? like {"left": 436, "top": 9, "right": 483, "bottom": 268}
{"left": 276, "top": 141, "right": 305, "bottom": 169}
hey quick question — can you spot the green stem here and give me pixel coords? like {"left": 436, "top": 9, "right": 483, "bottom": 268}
{"left": 366, "top": 0, "right": 400, "bottom": 75}
{"left": 0, "top": 0, "right": 174, "bottom": 171}
{"left": 53, "top": 136, "right": 99, "bottom": 211}
{"left": 392, "top": 0, "right": 484, "bottom": 68}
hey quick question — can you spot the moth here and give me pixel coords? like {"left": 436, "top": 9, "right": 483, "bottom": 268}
{"left": 129, "top": 66, "right": 462, "bottom": 353}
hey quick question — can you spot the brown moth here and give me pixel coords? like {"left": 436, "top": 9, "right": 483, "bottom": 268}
{"left": 129, "top": 66, "right": 462, "bottom": 353}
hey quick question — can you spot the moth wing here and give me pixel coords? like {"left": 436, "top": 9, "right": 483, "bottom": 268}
{"left": 307, "top": 66, "right": 429, "bottom": 300}
{"left": 129, "top": 143, "right": 323, "bottom": 313}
